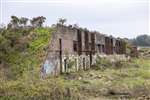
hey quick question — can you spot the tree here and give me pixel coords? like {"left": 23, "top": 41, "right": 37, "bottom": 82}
{"left": 131, "top": 34, "right": 150, "bottom": 46}
{"left": 73, "top": 24, "right": 79, "bottom": 28}
{"left": 7, "top": 23, "right": 13, "bottom": 30}
{"left": 30, "top": 16, "right": 46, "bottom": 28}
{"left": 19, "top": 17, "right": 28, "bottom": 27}
{"left": 0, "top": 24, "right": 6, "bottom": 33}
{"left": 10, "top": 16, "right": 19, "bottom": 29}
{"left": 0, "top": 24, "right": 6, "bottom": 29}
{"left": 58, "top": 18, "right": 67, "bottom": 25}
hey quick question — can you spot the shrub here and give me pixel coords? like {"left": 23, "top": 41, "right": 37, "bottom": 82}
{"left": 94, "top": 57, "right": 112, "bottom": 70}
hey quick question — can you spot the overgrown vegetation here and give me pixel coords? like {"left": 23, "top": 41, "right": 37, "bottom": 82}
{"left": 0, "top": 56, "right": 150, "bottom": 100}
{"left": 0, "top": 16, "right": 150, "bottom": 100}
{"left": 0, "top": 27, "right": 54, "bottom": 78}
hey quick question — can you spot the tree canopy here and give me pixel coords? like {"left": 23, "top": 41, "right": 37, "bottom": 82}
{"left": 131, "top": 34, "right": 150, "bottom": 47}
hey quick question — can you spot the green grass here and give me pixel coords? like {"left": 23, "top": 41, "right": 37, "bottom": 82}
{"left": 0, "top": 58, "right": 150, "bottom": 100}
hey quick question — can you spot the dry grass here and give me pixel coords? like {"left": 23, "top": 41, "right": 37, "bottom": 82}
{"left": 0, "top": 58, "right": 150, "bottom": 100}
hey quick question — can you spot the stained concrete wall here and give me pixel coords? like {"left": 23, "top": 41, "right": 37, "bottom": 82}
{"left": 42, "top": 53, "right": 128, "bottom": 76}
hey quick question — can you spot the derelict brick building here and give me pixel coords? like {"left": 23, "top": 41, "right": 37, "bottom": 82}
{"left": 42, "top": 24, "right": 127, "bottom": 75}
{"left": 50, "top": 24, "right": 126, "bottom": 55}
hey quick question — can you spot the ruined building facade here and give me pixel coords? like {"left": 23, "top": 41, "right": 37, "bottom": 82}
{"left": 42, "top": 24, "right": 127, "bottom": 75}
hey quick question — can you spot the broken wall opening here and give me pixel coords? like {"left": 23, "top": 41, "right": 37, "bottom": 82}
{"left": 91, "top": 33, "right": 95, "bottom": 54}
{"left": 73, "top": 40, "right": 78, "bottom": 52}
{"left": 77, "top": 29, "right": 82, "bottom": 55}
{"left": 84, "top": 31, "right": 89, "bottom": 55}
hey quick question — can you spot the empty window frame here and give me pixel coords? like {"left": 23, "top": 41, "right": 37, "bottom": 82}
{"left": 73, "top": 41, "right": 78, "bottom": 52}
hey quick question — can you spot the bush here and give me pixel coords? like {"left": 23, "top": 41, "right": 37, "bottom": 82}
{"left": 0, "top": 27, "right": 54, "bottom": 79}
{"left": 0, "top": 70, "right": 80, "bottom": 100}
{"left": 94, "top": 57, "right": 112, "bottom": 70}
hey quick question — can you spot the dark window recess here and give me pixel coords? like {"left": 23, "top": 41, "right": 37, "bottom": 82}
{"left": 116, "top": 40, "right": 119, "bottom": 54}
{"left": 97, "top": 44, "right": 101, "bottom": 53}
{"left": 102, "top": 45, "right": 105, "bottom": 53}
{"left": 105, "top": 37, "right": 109, "bottom": 54}
{"left": 59, "top": 38, "right": 63, "bottom": 74}
{"left": 91, "top": 33, "right": 95, "bottom": 54}
{"left": 64, "top": 59, "right": 67, "bottom": 72}
{"left": 84, "top": 31, "right": 89, "bottom": 55}
{"left": 111, "top": 39, "right": 113, "bottom": 44}
{"left": 83, "top": 58, "right": 86, "bottom": 70}
{"left": 77, "top": 29, "right": 82, "bottom": 55}
{"left": 119, "top": 41, "right": 122, "bottom": 54}
{"left": 73, "top": 41, "right": 78, "bottom": 52}
{"left": 110, "top": 39, "right": 113, "bottom": 54}
{"left": 89, "top": 43, "right": 92, "bottom": 51}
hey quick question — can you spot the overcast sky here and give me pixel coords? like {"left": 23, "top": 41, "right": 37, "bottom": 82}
{"left": 0, "top": 0, "right": 149, "bottom": 38}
